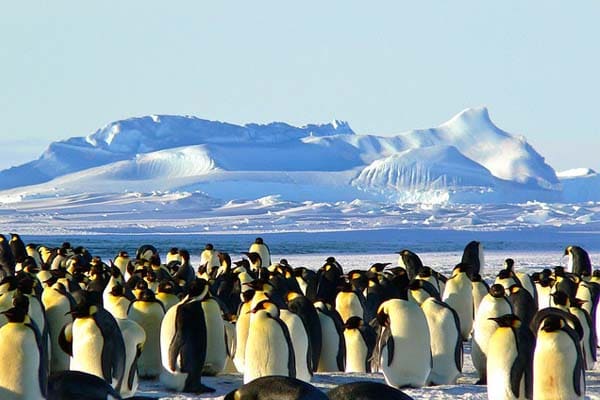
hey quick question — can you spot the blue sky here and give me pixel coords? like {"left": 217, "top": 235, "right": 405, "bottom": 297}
{"left": 1, "top": 1, "right": 599, "bottom": 172}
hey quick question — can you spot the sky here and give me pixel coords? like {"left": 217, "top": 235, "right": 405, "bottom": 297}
{"left": 1, "top": 1, "right": 599, "bottom": 172}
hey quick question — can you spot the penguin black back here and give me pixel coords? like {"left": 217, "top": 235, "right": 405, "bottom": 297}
{"left": 328, "top": 381, "right": 414, "bottom": 400}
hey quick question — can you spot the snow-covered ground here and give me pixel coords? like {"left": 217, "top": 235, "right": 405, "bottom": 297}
{"left": 130, "top": 251, "right": 600, "bottom": 399}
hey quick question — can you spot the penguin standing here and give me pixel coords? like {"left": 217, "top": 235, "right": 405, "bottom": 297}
{"left": 0, "top": 294, "right": 47, "bottom": 400}
{"left": 314, "top": 301, "right": 345, "bottom": 372}
{"left": 421, "top": 297, "right": 462, "bottom": 385}
{"left": 159, "top": 278, "right": 214, "bottom": 393}
{"left": 565, "top": 246, "right": 592, "bottom": 276}
{"left": 471, "top": 284, "right": 513, "bottom": 384}
{"left": 59, "top": 293, "right": 126, "bottom": 392}
{"left": 249, "top": 237, "right": 271, "bottom": 269}
{"left": 114, "top": 317, "right": 145, "bottom": 398}
{"left": 127, "top": 288, "right": 165, "bottom": 379}
{"left": 397, "top": 249, "right": 423, "bottom": 280}
{"left": 461, "top": 240, "right": 484, "bottom": 278}
{"left": 375, "top": 298, "right": 431, "bottom": 388}
{"left": 287, "top": 292, "right": 322, "bottom": 373}
{"left": 41, "top": 281, "right": 74, "bottom": 374}
{"left": 280, "top": 306, "right": 312, "bottom": 382}
{"left": 487, "top": 314, "right": 535, "bottom": 400}
{"left": 533, "top": 314, "right": 585, "bottom": 400}
{"left": 233, "top": 290, "right": 254, "bottom": 374}
{"left": 442, "top": 263, "right": 474, "bottom": 340}
{"left": 199, "top": 285, "right": 228, "bottom": 376}
{"left": 343, "top": 316, "right": 376, "bottom": 373}
{"left": 335, "top": 280, "right": 365, "bottom": 323}
{"left": 9, "top": 233, "right": 27, "bottom": 265}
{"left": 244, "top": 299, "right": 295, "bottom": 384}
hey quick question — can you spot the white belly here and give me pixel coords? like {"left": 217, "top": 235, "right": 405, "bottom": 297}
{"left": 344, "top": 329, "right": 368, "bottom": 373}
{"left": 0, "top": 323, "right": 44, "bottom": 400}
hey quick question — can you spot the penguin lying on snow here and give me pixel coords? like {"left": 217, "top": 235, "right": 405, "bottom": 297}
{"left": 224, "top": 375, "right": 327, "bottom": 400}
{"left": 328, "top": 381, "right": 415, "bottom": 400}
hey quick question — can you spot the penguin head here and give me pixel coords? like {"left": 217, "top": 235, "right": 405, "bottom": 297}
{"left": 218, "top": 252, "right": 232, "bottom": 268}
{"left": 553, "top": 266, "right": 566, "bottom": 277}
{"left": 254, "top": 237, "right": 264, "bottom": 245}
{"left": 504, "top": 258, "right": 515, "bottom": 271}
{"left": 69, "top": 292, "right": 101, "bottom": 318}
{"left": 0, "top": 276, "right": 18, "bottom": 294}
{"left": 507, "top": 284, "right": 523, "bottom": 296}
{"left": 285, "top": 291, "right": 301, "bottom": 303}
{"left": 540, "top": 315, "right": 565, "bottom": 333}
{"left": 9, "top": 233, "right": 20, "bottom": 242}
{"left": 489, "top": 284, "right": 506, "bottom": 298}
{"left": 178, "top": 249, "right": 190, "bottom": 263}
{"left": 344, "top": 316, "right": 363, "bottom": 330}
{"left": 138, "top": 288, "right": 157, "bottom": 302}
{"left": 2, "top": 293, "right": 29, "bottom": 323}
{"left": 110, "top": 283, "right": 125, "bottom": 297}
{"left": 22, "top": 256, "right": 38, "bottom": 273}
{"left": 489, "top": 314, "right": 521, "bottom": 329}
{"left": 551, "top": 290, "right": 570, "bottom": 307}
{"left": 369, "top": 263, "right": 391, "bottom": 273}
{"left": 497, "top": 269, "right": 513, "bottom": 280}
{"left": 135, "top": 280, "right": 149, "bottom": 292}
{"left": 157, "top": 280, "right": 175, "bottom": 294}
{"left": 204, "top": 243, "right": 214, "bottom": 251}
{"left": 186, "top": 278, "right": 209, "bottom": 299}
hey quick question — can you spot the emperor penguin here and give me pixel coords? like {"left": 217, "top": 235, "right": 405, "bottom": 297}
{"left": 244, "top": 299, "right": 295, "bottom": 384}
{"left": 249, "top": 237, "right": 271, "bottom": 269}
{"left": 47, "top": 371, "right": 121, "bottom": 400}
{"left": 335, "top": 280, "right": 365, "bottom": 323}
{"left": 421, "top": 297, "right": 462, "bottom": 385}
{"left": 408, "top": 279, "right": 440, "bottom": 306}
{"left": 461, "top": 240, "right": 484, "bottom": 278}
{"left": 9, "top": 233, "right": 27, "bottom": 264}
{"left": 533, "top": 270, "right": 554, "bottom": 310}
{"left": 199, "top": 283, "right": 228, "bottom": 376}
{"left": 569, "top": 299, "right": 597, "bottom": 370}
{"left": 287, "top": 292, "right": 322, "bottom": 373}
{"left": 376, "top": 298, "right": 431, "bottom": 388}
{"left": 565, "top": 245, "right": 592, "bottom": 276}
{"left": 233, "top": 290, "right": 254, "bottom": 374}
{"left": 533, "top": 314, "right": 585, "bottom": 400}
{"left": 41, "top": 281, "right": 74, "bottom": 374}
{"left": 328, "top": 381, "right": 414, "bottom": 400}
{"left": 507, "top": 284, "right": 537, "bottom": 332}
{"left": 487, "top": 314, "right": 535, "bottom": 400}
{"left": 504, "top": 259, "right": 538, "bottom": 306}
{"left": 471, "top": 283, "right": 513, "bottom": 384}
{"left": 112, "top": 251, "right": 131, "bottom": 279}
{"left": 200, "top": 243, "right": 220, "bottom": 278}
{"left": 442, "top": 263, "right": 474, "bottom": 340}
{"left": 59, "top": 292, "right": 126, "bottom": 392}
{"left": 104, "top": 283, "right": 132, "bottom": 319}
{"left": 127, "top": 288, "right": 165, "bottom": 379}
{"left": 0, "top": 234, "right": 15, "bottom": 277}
{"left": 159, "top": 278, "right": 215, "bottom": 393}
{"left": 136, "top": 244, "right": 158, "bottom": 263}
{"left": 114, "top": 317, "right": 145, "bottom": 398}
{"left": 397, "top": 249, "right": 423, "bottom": 280}
{"left": 156, "top": 280, "right": 180, "bottom": 311}
{"left": 314, "top": 301, "right": 345, "bottom": 372}
{"left": 224, "top": 376, "right": 328, "bottom": 400}
{"left": 343, "top": 316, "right": 376, "bottom": 373}
{"left": 0, "top": 294, "right": 47, "bottom": 400}
{"left": 280, "top": 305, "right": 313, "bottom": 382}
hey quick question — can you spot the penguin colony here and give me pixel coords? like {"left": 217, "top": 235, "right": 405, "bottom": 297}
{"left": 0, "top": 233, "right": 597, "bottom": 400}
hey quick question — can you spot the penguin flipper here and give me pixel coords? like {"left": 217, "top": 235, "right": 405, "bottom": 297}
{"left": 58, "top": 322, "right": 73, "bottom": 356}
{"left": 94, "top": 310, "right": 126, "bottom": 390}
{"left": 127, "top": 344, "right": 143, "bottom": 391}
{"left": 26, "top": 321, "right": 48, "bottom": 398}
{"left": 563, "top": 325, "right": 585, "bottom": 397}
{"left": 266, "top": 313, "right": 296, "bottom": 378}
